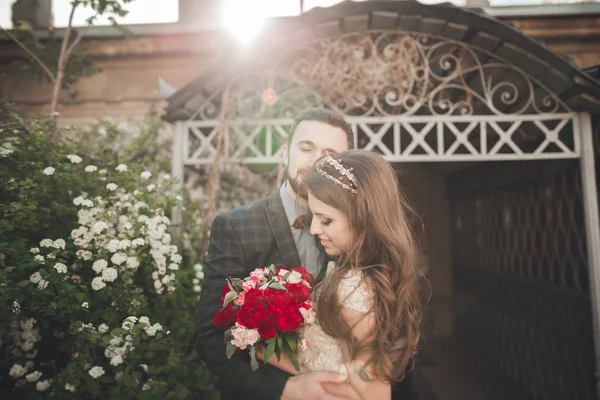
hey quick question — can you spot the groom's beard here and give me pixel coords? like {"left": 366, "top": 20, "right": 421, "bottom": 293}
{"left": 288, "top": 168, "right": 310, "bottom": 200}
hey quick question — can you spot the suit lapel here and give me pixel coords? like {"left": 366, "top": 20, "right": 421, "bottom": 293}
{"left": 266, "top": 191, "right": 302, "bottom": 268}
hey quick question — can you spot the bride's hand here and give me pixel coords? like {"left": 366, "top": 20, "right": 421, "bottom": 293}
{"left": 255, "top": 344, "right": 266, "bottom": 361}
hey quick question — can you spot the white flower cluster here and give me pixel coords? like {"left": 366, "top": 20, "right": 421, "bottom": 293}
{"left": 103, "top": 317, "right": 135, "bottom": 367}
{"left": 70, "top": 321, "right": 95, "bottom": 333}
{"left": 192, "top": 263, "right": 204, "bottom": 293}
{"left": 69, "top": 184, "right": 180, "bottom": 295}
{"left": 28, "top": 238, "right": 71, "bottom": 289}
{"left": 73, "top": 196, "right": 94, "bottom": 208}
{"left": 0, "top": 136, "right": 19, "bottom": 157}
{"left": 138, "top": 316, "right": 163, "bottom": 337}
{"left": 88, "top": 366, "right": 105, "bottom": 379}
{"left": 29, "top": 272, "right": 48, "bottom": 290}
{"left": 40, "top": 238, "right": 66, "bottom": 250}
{"left": 8, "top": 319, "right": 41, "bottom": 358}
{"left": 67, "top": 154, "right": 82, "bottom": 164}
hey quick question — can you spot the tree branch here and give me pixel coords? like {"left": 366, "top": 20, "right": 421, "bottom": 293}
{"left": 0, "top": 26, "right": 56, "bottom": 84}
{"left": 64, "top": 30, "right": 83, "bottom": 63}
{"left": 50, "top": 1, "right": 80, "bottom": 119}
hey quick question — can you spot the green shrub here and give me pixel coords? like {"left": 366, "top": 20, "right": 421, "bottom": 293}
{"left": 0, "top": 102, "right": 216, "bottom": 399}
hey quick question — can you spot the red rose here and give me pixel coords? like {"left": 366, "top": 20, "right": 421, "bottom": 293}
{"left": 259, "top": 327, "right": 276, "bottom": 340}
{"left": 275, "top": 304, "right": 303, "bottom": 332}
{"left": 291, "top": 267, "right": 315, "bottom": 286}
{"left": 211, "top": 303, "right": 238, "bottom": 328}
{"left": 237, "top": 288, "right": 301, "bottom": 337}
{"left": 285, "top": 283, "right": 310, "bottom": 303}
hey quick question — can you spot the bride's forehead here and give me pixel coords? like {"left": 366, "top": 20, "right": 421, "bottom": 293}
{"left": 308, "top": 194, "right": 342, "bottom": 216}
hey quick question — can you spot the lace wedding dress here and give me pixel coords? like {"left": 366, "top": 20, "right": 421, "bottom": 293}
{"left": 299, "top": 262, "right": 373, "bottom": 374}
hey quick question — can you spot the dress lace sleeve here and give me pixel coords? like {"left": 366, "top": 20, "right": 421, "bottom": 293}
{"left": 338, "top": 270, "right": 373, "bottom": 313}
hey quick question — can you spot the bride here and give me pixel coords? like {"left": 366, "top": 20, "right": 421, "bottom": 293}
{"left": 259, "top": 150, "right": 422, "bottom": 400}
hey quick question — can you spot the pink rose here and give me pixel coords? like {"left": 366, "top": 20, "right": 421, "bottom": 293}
{"left": 230, "top": 323, "right": 260, "bottom": 349}
{"left": 242, "top": 281, "right": 255, "bottom": 292}
{"left": 235, "top": 291, "right": 246, "bottom": 306}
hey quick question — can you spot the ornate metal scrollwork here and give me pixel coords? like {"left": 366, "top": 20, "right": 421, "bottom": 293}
{"left": 273, "top": 31, "right": 570, "bottom": 117}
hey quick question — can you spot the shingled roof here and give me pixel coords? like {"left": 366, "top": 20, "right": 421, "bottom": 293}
{"left": 163, "top": 0, "right": 600, "bottom": 121}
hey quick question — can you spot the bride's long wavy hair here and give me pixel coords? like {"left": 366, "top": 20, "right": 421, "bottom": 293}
{"left": 305, "top": 149, "right": 421, "bottom": 383}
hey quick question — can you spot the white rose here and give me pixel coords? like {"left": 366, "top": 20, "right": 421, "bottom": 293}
{"left": 286, "top": 271, "right": 303, "bottom": 284}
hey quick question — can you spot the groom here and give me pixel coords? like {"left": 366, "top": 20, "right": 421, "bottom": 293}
{"left": 195, "top": 108, "right": 356, "bottom": 400}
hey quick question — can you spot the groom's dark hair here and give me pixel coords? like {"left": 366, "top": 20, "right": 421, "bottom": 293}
{"left": 288, "top": 107, "right": 354, "bottom": 148}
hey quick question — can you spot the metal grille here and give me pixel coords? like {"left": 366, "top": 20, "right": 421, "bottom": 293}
{"left": 450, "top": 160, "right": 595, "bottom": 400}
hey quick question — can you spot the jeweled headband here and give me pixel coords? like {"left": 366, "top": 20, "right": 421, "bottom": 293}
{"left": 316, "top": 154, "right": 358, "bottom": 194}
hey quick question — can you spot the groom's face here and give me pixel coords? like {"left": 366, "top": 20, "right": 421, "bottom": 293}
{"left": 283, "top": 120, "right": 349, "bottom": 200}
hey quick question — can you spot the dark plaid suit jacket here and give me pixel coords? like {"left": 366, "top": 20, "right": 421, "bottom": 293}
{"left": 196, "top": 191, "right": 305, "bottom": 400}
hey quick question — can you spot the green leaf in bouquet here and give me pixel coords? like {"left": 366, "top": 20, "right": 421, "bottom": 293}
{"left": 268, "top": 281, "right": 288, "bottom": 292}
{"left": 249, "top": 345, "right": 259, "bottom": 371}
{"left": 223, "top": 329, "right": 233, "bottom": 345}
{"left": 275, "top": 335, "right": 283, "bottom": 361}
{"left": 285, "top": 334, "right": 298, "bottom": 352}
{"left": 226, "top": 279, "right": 236, "bottom": 293}
{"left": 286, "top": 347, "right": 300, "bottom": 372}
{"left": 282, "top": 335, "right": 301, "bottom": 372}
{"left": 268, "top": 264, "right": 277, "bottom": 276}
{"left": 230, "top": 278, "right": 244, "bottom": 291}
{"left": 222, "top": 291, "right": 238, "bottom": 308}
{"left": 225, "top": 341, "right": 237, "bottom": 359}
{"left": 263, "top": 338, "right": 276, "bottom": 364}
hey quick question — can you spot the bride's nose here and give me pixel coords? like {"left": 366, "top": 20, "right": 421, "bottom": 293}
{"left": 310, "top": 218, "right": 321, "bottom": 236}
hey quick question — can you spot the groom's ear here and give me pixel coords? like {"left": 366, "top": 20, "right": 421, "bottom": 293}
{"left": 281, "top": 144, "right": 289, "bottom": 166}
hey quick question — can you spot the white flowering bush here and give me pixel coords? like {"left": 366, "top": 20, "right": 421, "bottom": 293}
{"left": 0, "top": 104, "right": 215, "bottom": 399}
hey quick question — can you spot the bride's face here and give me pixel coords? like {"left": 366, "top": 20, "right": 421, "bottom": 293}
{"left": 308, "top": 193, "right": 356, "bottom": 257}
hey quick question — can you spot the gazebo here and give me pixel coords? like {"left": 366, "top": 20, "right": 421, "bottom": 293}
{"left": 164, "top": 1, "right": 600, "bottom": 399}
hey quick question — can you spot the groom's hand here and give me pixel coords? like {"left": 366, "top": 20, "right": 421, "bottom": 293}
{"left": 281, "top": 371, "right": 359, "bottom": 400}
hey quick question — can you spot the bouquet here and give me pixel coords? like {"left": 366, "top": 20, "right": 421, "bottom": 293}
{"left": 211, "top": 265, "right": 316, "bottom": 371}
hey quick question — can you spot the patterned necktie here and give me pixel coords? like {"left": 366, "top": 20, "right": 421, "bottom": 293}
{"left": 292, "top": 214, "right": 307, "bottom": 229}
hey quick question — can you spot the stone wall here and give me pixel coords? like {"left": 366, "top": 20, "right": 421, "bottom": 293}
{"left": 0, "top": 13, "right": 598, "bottom": 124}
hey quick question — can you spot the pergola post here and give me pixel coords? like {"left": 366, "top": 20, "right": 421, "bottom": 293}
{"left": 578, "top": 111, "right": 600, "bottom": 398}
{"left": 171, "top": 121, "right": 185, "bottom": 236}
